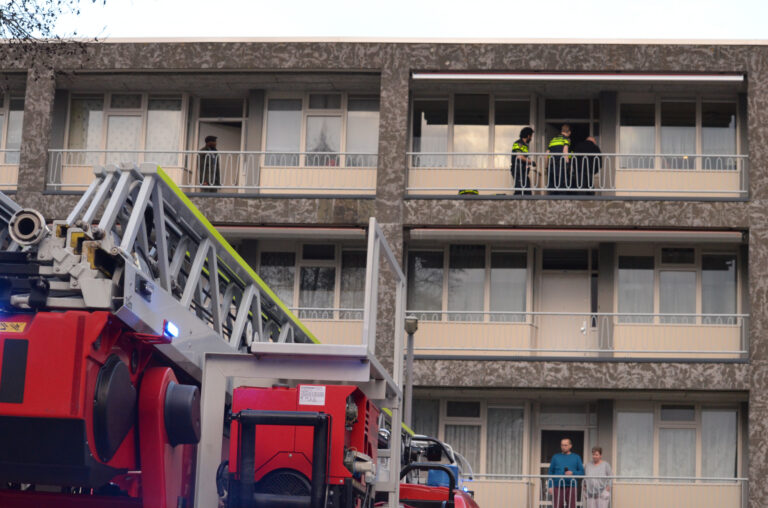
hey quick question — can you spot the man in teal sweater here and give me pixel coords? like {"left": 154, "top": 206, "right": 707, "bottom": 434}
{"left": 547, "top": 438, "right": 584, "bottom": 508}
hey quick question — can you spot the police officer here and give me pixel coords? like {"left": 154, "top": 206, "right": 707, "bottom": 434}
{"left": 547, "top": 124, "right": 572, "bottom": 194}
{"left": 511, "top": 127, "right": 535, "bottom": 195}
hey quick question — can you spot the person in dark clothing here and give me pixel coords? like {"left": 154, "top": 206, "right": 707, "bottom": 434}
{"left": 547, "top": 124, "right": 571, "bottom": 194}
{"left": 511, "top": 126, "right": 535, "bottom": 195}
{"left": 571, "top": 136, "right": 602, "bottom": 195}
{"left": 198, "top": 135, "right": 220, "bottom": 192}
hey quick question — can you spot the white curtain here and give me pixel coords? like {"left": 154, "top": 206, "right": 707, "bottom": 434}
{"left": 145, "top": 97, "right": 182, "bottom": 167}
{"left": 659, "top": 428, "right": 696, "bottom": 478}
{"left": 412, "top": 398, "right": 440, "bottom": 437}
{"left": 616, "top": 412, "right": 653, "bottom": 476}
{"left": 447, "top": 245, "right": 485, "bottom": 322}
{"left": 67, "top": 97, "right": 104, "bottom": 166}
{"left": 490, "top": 252, "right": 526, "bottom": 322}
{"left": 445, "top": 424, "right": 481, "bottom": 474}
{"left": 346, "top": 98, "right": 379, "bottom": 167}
{"left": 265, "top": 99, "right": 302, "bottom": 166}
{"left": 486, "top": 408, "right": 524, "bottom": 474}
{"left": 5, "top": 99, "right": 23, "bottom": 164}
{"left": 702, "top": 410, "right": 737, "bottom": 478}
{"left": 617, "top": 257, "right": 654, "bottom": 323}
{"left": 258, "top": 252, "right": 295, "bottom": 305}
{"left": 659, "top": 271, "right": 696, "bottom": 323}
{"left": 702, "top": 255, "right": 737, "bottom": 323}
{"left": 298, "top": 266, "right": 335, "bottom": 319}
{"left": 340, "top": 251, "right": 366, "bottom": 319}
{"left": 407, "top": 251, "right": 444, "bottom": 320}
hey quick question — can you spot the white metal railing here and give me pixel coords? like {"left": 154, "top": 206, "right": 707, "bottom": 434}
{"left": 46, "top": 149, "right": 377, "bottom": 192}
{"left": 0, "top": 149, "right": 20, "bottom": 188}
{"left": 406, "top": 311, "right": 749, "bottom": 358}
{"left": 288, "top": 306, "right": 365, "bottom": 320}
{"left": 406, "top": 152, "right": 748, "bottom": 196}
{"left": 465, "top": 474, "right": 747, "bottom": 508}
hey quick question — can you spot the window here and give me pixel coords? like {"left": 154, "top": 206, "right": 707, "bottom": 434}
{"left": 411, "top": 94, "right": 531, "bottom": 168}
{"left": 616, "top": 404, "right": 739, "bottom": 479}
{"left": 256, "top": 243, "right": 366, "bottom": 320}
{"left": 0, "top": 94, "right": 24, "bottom": 164}
{"left": 416, "top": 398, "right": 526, "bottom": 475}
{"left": 407, "top": 245, "right": 529, "bottom": 322}
{"left": 617, "top": 248, "right": 740, "bottom": 324}
{"left": 264, "top": 93, "right": 379, "bottom": 168}
{"left": 618, "top": 96, "right": 739, "bottom": 170}
{"left": 66, "top": 93, "right": 186, "bottom": 167}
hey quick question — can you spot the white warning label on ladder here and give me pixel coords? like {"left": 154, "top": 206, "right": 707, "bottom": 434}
{"left": 299, "top": 385, "right": 326, "bottom": 406}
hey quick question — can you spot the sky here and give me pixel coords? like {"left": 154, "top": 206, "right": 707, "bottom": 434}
{"left": 53, "top": 0, "right": 768, "bottom": 41}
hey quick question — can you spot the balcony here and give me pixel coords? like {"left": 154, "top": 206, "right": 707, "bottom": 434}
{"left": 47, "top": 150, "right": 377, "bottom": 195}
{"left": 290, "top": 307, "right": 364, "bottom": 345}
{"left": 406, "top": 153, "right": 747, "bottom": 198}
{"left": 407, "top": 311, "right": 748, "bottom": 360}
{"left": 0, "top": 150, "right": 19, "bottom": 190}
{"left": 466, "top": 475, "right": 746, "bottom": 508}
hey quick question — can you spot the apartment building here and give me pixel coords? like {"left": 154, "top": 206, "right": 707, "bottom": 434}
{"left": 1, "top": 40, "right": 763, "bottom": 507}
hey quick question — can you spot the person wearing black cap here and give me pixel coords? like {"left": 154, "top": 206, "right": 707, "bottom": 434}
{"left": 198, "top": 135, "right": 220, "bottom": 191}
{"left": 511, "top": 127, "right": 535, "bottom": 195}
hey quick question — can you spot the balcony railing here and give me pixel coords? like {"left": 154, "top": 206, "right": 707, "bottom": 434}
{"left": 0, "top": 149, "right": 20, "bottom": 190}
{"left": 406, "top": 311, "right": 748, "bottom": 359}
{"left": 47, "top": 150, "right": 377, "bottom": 194}
{"left": 288, "top": 306, "right": 364, "bottom": 346}
{"left": 465, "top": 474, "right": 747, "bottom": 508}
{"left": 406, "top": 152, "right": 748, "bottom": 198}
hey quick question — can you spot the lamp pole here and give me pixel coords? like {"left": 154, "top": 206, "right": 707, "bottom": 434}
{"left": 404, "top": 315, "right": 418, "bottom": 427}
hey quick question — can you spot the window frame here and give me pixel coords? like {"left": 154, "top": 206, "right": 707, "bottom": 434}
{"left": 64, "top": 92, "right": 189, "bottom": 157}
{"left": 255, "top": 241, "right": 367, "bottom": 320}
{"left": 261, "top": 92, "right": 380, "bottom": 167}
{"left": 617, "top": 94, "right": 740, "bottom": 163}
{"left": 614, "top": 245, "right": 741, "bottom": 323}
{"left": 406, "top": 243, "right": 534, "bottom": 323}
{"left": 613, "top": 402, "right": 741, "bottom": 479}
{"left": 410, "top": 93, "right": 536, "bottom": 155}
{"left": 0, "top": 93, "right": 24, "bottom": 163}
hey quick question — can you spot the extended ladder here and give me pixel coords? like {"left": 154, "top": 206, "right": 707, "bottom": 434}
{"left": 0, "top": 163, "right": 317, "bottom": 378}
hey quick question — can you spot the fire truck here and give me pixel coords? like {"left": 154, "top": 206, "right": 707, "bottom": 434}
{"left": 0, "top": 163, "right": 478, "bottom": 508}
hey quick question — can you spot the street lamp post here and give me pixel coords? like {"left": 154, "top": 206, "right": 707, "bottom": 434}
{"left": 404, "top": 315, "right": 418, "bottom": 428}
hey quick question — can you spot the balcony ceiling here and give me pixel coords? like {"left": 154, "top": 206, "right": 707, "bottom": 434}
{"left": 55, "top": 71, "right": 381, "bottom": 95}
{"left": 0, "top": 73, "right": 29, "bottom": 91}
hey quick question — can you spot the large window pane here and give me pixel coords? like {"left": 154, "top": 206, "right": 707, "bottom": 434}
{"left": 447, "top": 245, "right": 485, "bottom": 322}
{"left": 106, "top": 115, "right": 142, "bottom": 165}
{"left": 67, "top": 97, "right": 104, "bottom": 166}
{"left": 444, "top": 424, "right": 481, "bottom": 473}
{"left": 659, "top": 271, "right": 696, "bottom": 323}
{"left": 340, "top": 250, "right": 366, "bottom": 319}
{"left": 619, "top": 104, "right": 655, "bottom": 168}
{"left": 305, "top": 116, "right": 341, "bottom": 166}
{"left": 661, "top": 102, "right": 696, "bottom": 169}
{"left": 407, "top": 251, "right": 444, "bottom": 320}
{"left": 412, "top": 100, "right": 448, "bottom": 167}
{"left": 702, "top": 410, "right": 737, "bottom": 478}
{"left": 494, "top": 100, "right": 529, "bottom": 155}
{"left": 703, "top": 102, "right": 737, "bottom": 169}
{"left": 145, "top": 96, "right": 182, "bottom": 167}
{"left": 616, "top": 412, "right": 653, "bottom": 476}
{"left": 412, "top": 398, "right": 439, "bottom": 437}
{"left": 5, "top": 98, "right": 24, "bottom": 164}
{"left": 346, "top": 97, "right": 379, "bottom": 167}
{"left": 453, "top": 94, "right": 489, "bottom": 168}
{"left": 298, "top": 266, "right": 335, "bottom": 319}
{"left": 259, "top": 252, "right": 295, "bottom": 305}
{"left": 659, "top": 428, "right": 696, "bottom": 478}
{"left": 486, "top": 408, "right": 524, "bottom": 474}
{"left": 490, "top": 251, "right": 526, "bottom": 322}
{"left": 618, "top": 256, "right": 654, "bottom": 323}
{"left": 703, "top": 254, "right": 737, "bottom": 324}
{"left": 259, "top": 252, "right": 295, "bottom": 303}
{"left": 266, "top": 99, "right": 301, "bottom": 166}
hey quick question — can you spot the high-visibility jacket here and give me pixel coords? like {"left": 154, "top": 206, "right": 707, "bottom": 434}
{"left": 512, "top": 139, "right": 529, "bottom": 153}
{"left": 548, "top": 135, "right": 571, "bottom": 154}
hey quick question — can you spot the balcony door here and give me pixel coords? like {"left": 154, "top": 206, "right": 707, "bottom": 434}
{"left": 537, "top": 249, "right": 596, "bottom": 355}
{"left": 197, "top": 121, "right": 242, "bottom": 188}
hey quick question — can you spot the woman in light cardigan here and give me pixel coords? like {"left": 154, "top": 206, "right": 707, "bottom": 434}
{"left": 584, "top": 446, "right": 612, "bottom": 508}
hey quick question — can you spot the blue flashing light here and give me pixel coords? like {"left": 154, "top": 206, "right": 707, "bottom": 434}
{"left": 164, "top": 321, "right": 179, "bottom": 339}
{"left": 462, "top": 486, "right": 469, "bottom": 492}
